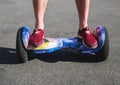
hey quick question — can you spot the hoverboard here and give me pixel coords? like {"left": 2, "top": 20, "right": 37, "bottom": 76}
{"left": 16, "top": 26, "right": 109, "bottom": 63}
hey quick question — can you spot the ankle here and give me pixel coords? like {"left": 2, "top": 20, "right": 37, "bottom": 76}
{"left": 79, "top": 26, "right": 88, "bottom": 31}
{"left": 35, "top": 22, "right": 44, "bottom": 30}
{"left": 79, "top": 23, "right": 88, "bottom": 30}
{"left": 35, "top": 28, "right": 44, "bottom": 31}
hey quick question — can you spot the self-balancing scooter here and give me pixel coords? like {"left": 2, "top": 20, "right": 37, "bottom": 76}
{"left": 16, "top": 26, "right": 109, "bottom": 63}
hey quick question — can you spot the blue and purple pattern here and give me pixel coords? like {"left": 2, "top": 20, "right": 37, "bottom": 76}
{"left": 21, "top": 26, "right": 105, "bottom": 54}
{"left": 21, "top": 26, "right": 30, "bottom": 48}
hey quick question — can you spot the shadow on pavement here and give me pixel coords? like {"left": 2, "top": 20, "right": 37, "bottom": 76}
{"left": 0, "top": 47, "right": 19, "bottom": 64}
{"left": 0, "top": 47, "right": 104, "bottom": 64}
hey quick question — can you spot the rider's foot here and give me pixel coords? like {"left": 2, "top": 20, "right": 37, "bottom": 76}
{"left": 77, "top": 27, "right": 98, "bottom": 48}
{"left": 29, "top": 28, "right": 44, "bottom": 47}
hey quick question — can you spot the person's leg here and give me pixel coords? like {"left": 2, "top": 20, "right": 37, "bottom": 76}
{"left": 33, "top": 0, "right": 48, "bottom": 29}
{"left": 75, "top": 0, "right": 89, "bottom": 30}
{"left": 75, "top": 0, "right": 98, "bottom": 48}
{"left": 29, "top": 0, "right": 48, "bottom": 46}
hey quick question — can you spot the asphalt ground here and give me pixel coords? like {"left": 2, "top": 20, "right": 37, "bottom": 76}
{"left": 0, "top": 0, "right": 120, "bottom": 85}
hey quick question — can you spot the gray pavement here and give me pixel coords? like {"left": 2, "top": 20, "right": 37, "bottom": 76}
{"left": 0, "top": 0, "right": 120, "bottom": 85}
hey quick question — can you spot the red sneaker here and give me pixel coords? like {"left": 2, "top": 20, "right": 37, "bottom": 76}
{"left": 77, "top": 27, "right": 98, "bottom": 48}
{"left": 29, "top": 29, "right": 44, "bottom": 46}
